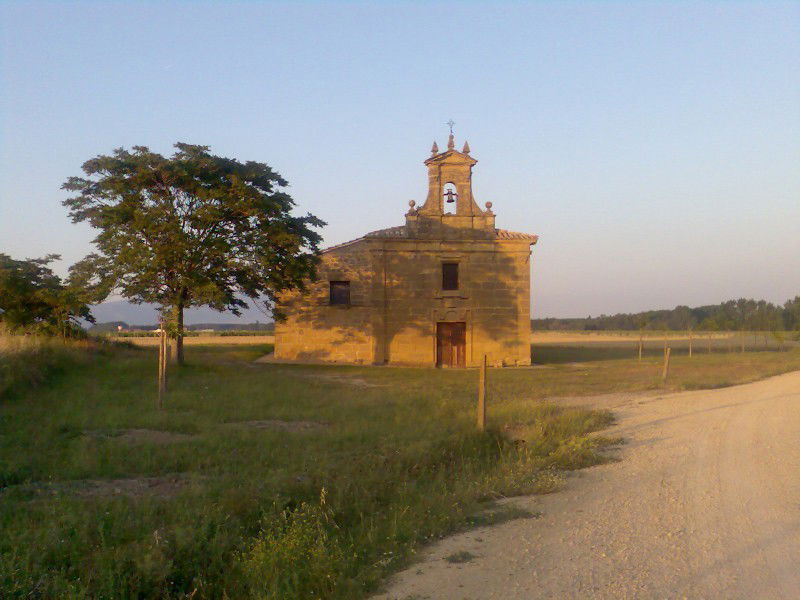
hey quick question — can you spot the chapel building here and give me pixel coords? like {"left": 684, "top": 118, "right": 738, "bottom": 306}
{"left": 274, "top": 134, "right": 538, "bottom": 367}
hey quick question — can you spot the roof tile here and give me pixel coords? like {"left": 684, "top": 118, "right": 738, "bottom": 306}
{"left": 323, "top": 225, "right": 537, "bottom": 252}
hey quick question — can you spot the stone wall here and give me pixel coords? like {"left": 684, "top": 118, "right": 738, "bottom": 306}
{"left": 274, "top": 240, "right": 376, "bottom": 364}
{"left": 274, "top": 236, "right": 532, "bottom": 367}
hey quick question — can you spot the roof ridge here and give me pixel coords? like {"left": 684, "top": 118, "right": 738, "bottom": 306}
{"left": 323, "top": 226, "right": 538, "bottom": 252}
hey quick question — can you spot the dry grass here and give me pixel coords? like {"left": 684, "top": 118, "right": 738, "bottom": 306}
{"left": 530, "top": 330, "right": 734, "bottom": 343}
{"left": 124, "top": 334, "right": 276, "bottom": 346}
{"left": 0, "top": 329, "right": 92, "bottom": 398}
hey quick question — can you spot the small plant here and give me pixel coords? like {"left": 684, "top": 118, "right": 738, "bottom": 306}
{"left": 444, "top": 550, "right": 478, "bottom": 564}
{"left": 240, "top": 488, "right": 348, "bottom": 599}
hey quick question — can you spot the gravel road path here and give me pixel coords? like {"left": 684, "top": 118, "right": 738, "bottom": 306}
{"left": 373, "top": 371, "right": 800, "bottom": 600}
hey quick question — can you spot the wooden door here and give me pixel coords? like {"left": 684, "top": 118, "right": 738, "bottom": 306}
{"left": 436, "top": 322, "right": 466, "bottom": 368}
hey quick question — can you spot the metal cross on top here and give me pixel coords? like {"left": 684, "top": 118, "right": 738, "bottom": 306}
{"left": 446, "top": 119, "right": 455, "bottom": 134}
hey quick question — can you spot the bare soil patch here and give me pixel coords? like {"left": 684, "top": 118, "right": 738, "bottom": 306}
{"left": 309, "top": 373, "right": 387, "bottom": 387}
{"left": 256, "top": 369, "right": 388, "bottom": 387}
{"left": 11, "top": 475, "right": 191, "bottom": 499}
{"left": 84, "top": 428, "right": 196, "bottom": 444}
{"left": 223, "top": 419, "right": 326, "bottom": 432}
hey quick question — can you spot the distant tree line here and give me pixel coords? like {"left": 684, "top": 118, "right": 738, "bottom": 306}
{"left": 532, "top": 297, "right": 800, "bottom": 333}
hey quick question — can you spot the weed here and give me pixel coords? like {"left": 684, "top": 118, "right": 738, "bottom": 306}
{"left": 444, "top": 551, "right": 478, "bottom": 564}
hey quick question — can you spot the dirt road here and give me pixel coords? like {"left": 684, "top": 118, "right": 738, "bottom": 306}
{"left": 374, "top": 371, "right": 800, "bottom": 600}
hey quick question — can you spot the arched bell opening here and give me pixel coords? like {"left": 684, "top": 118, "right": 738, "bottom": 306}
{"left": 442, "top": 182, "right": 457, "bottom": 215}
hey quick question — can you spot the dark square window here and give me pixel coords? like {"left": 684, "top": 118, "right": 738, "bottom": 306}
{"left": 442, "top": 263, "right": 459, "bottom": 291}
{"left": 329, "top": 281, "right": 350, "bottom": 305}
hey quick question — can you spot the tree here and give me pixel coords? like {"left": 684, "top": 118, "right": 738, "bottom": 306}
{"left": 699, "top": 316, "right": 719, "bottom": 353}
{"left": 63, "top": 143, "right": 324, "bottom": 364}
{"left": 0, "top": 254, "right": 93, "bottom": 336}
{"left": 784, "top": 296, "right": 800, "bottom": 338}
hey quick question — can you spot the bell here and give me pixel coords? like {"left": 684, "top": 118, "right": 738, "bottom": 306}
{"left": 444, "top": 189, "right": 457, "bottom": 203}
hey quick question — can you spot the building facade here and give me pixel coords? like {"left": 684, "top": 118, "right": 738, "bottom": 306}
{"left": 274, "top": 135, "right": 538, "bottom": 367}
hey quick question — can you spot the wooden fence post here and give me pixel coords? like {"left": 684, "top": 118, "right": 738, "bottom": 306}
{"left": 638, "top": 331, "right": 643, "bottom": 362}
{"left": 688, "top": 329, "right": 693, "bottom": 358}
{"left": 662, "top": 347, "right": 671, "bottom": 385}
{"left": 477, "top": 354, "right": 487, "bottom": 431}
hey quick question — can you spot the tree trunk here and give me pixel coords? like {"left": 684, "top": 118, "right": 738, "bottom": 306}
{"left": 175, "top": 301, "right": 185, "bottom": 366}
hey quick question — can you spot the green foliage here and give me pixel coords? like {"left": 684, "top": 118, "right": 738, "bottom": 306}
{"left": 241, "top": 489, "right": 347, "bottom": 599}
{"left": 0, "top": 254, "right": 93, "bottom": 336}
{"left": 62, "top": 143, "right": 324, "bottom": 361}
{"left": 784, "top": 296, "right": 800, "bottom": 333}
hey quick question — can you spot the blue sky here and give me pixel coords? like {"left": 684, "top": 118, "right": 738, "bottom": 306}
{"left": 1, "top": 1, "right": 798, "bottom": 320}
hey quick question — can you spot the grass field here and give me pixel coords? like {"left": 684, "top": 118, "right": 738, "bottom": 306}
{"left": 0, "top": 331, "right": 108, "bottom": 399}
{"left": 1, "top": 337, "right": 799, "bottom": 599}
{"left": 120, "top": 330, "right": 798, "bottom": 352}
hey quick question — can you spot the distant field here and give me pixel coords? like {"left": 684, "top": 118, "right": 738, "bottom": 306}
{"left": 532, "top": 330, "right": 797, "bottom": 354}
{"left": 530, "top": 331, "right": 712, "bottom": 343}
{"left": 125, "top": 334, "right": 276, "bottom": 346}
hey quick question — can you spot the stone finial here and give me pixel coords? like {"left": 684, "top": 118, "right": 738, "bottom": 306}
{"left": 462, "top": 140, "right": 470, "bottom": 154}
{"left": 431, "top": 141, "right": 439, "bottom": 154}
{"left": 485, "top": 201, "right": 493, "bottom": 214}
{"left": 408, "top": 200, "right": 416, "bottom": 208}
{"left": 447, "top": 133, "right": 455, "bottom": 150}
